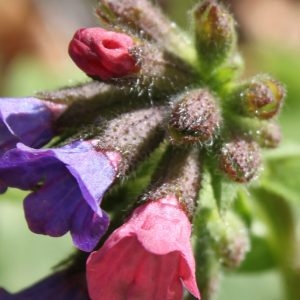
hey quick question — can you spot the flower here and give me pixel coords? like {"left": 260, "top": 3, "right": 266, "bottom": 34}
{"left": 0, "top": 97, "right": 66, "bottom": 154}
{"left": 87, "top": 195, "right": 200, "bottom": 300}
{"left": 68, "top": 27, "right": 140, "bottom": 81}
{"left": 0, "top": 140, "right": 120, "bottom": 252}
{"left": 0, "top": 271, "right": 89, "bottom": 300}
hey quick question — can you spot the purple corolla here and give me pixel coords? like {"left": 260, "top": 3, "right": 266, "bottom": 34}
{"left": 0, "top": 140, "right": 120, "bottom": 251}
{"left": 0, "top": 97, "right": 66, "bottom": 154}
{"left": 0, "top": 271, "right": 89, "bottom": 300}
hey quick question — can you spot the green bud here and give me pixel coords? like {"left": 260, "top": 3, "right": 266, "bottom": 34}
{"left": 194, "top": 0, "right": 236, "bottom": 72}
{"left": 226, "top": 116, "right": 282, "bottom": 149}
{"left": 219, "top": 139, "right": 261, "bottom": 183}
{"left": 168, "top": 89, "right": 221, "bottom": 145}
{"left": 239, "top": 75, "right": 285, "bottom": 120}
{"left": 260, "top": 123, "right": 281, "bottom": 148}
{"left": 216, "top": 212, "right": 250, "bottom": 269}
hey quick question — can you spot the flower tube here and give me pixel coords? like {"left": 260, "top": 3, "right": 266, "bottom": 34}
{"left": 87, "top": 147, "right": 201, "bottom": 299}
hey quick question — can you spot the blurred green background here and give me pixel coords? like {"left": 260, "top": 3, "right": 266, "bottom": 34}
{"left": 0, "top": 0, "right": 299, "bottom": 299}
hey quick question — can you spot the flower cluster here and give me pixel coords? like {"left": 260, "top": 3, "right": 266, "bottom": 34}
{"left": 0, "top": 0, "right": 285, "bottom": 299}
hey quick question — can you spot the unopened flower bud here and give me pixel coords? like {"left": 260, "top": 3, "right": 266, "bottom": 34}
{"left": 217, "top": 213, "right": 250, "bottom": 269}
{"left": 68, "top": 27, "right": 140, "bottom": 80}
{"left": 194, "top": 0, "right": 236, "bottom": 71}
{"left": 229, "top": 117, "right": 282, "bottom": 149}
{"left": 219, "top": 139, "right": 261, "bottom": 183}
{"left": 239, "top": 76, "right": 285, "bottom": 120}
{"left": 168, "top": 89, "right": 221, "bottom": 145}
{"left": 97, "top": 0, "right": 197, "bottom": 65}
{"left": 255, "top": 122, "right": 281, "bottom": 149}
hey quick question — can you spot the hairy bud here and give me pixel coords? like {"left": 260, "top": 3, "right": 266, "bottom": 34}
{"left": 68, "top": 27, "right": 140, "bottom": 80}
{"left": 255, "top": 122, "right": 282, "bottom": 149}
{"left": 216, "top": 213, "right": 250, "bottom": 269}
{"left": 194, "top": 0, "right": 236, "bottom": 71}
{"left": 239, "top": 76, "right": 285, "bottom": 120}
{"left": 97, "top": 0, "right": 197, "bottom": 65}
{"left": 219, "top": 139, "right": 261, "bottom": 182}
{"left": 168, "top": 89, "right": 221, "bottom": 144}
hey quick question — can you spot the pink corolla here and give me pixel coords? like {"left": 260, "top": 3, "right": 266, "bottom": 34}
{"left": 68, "top": 27, "right": 140, "bottom": 80}
{"left": 87, "top": 195, "right": 200, "bottom": 300}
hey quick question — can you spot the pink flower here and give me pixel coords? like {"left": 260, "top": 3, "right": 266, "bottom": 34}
{"left": 87, "top": 195, "right": 200, "bottom": 300}
{"left": 68, "top": 27, "right": 140, "bottom": 80}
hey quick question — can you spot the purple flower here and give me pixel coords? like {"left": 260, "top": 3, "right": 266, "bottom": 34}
{"left": 0, "top": 140, "right": 120, "bottom": 251}
{"left": 0, "top": 271, "right": 89, "bottom": 300}
{"left": 0, "top": 97, "right": 66, "bottom": 154}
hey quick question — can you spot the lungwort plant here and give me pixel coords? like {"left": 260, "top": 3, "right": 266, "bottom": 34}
{"left": 1, "top": 1, "right": 300, "bottom": 300}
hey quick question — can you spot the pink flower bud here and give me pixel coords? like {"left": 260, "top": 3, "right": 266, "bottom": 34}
{"left": 219, "top": 139, "right": 261, "bottom": 183}
{"left": 68, "top": 27, "right": 140, "bottom": 80}
{"left": 240, "top": 76, "right": 285, "bottom": 120}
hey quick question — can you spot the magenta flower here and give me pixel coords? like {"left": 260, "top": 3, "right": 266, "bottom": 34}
{"left": 87, "top": 195, "right": 200, "bottom": 300}
{"left": 0, "top": 97, "right": 66, "bottom": 154}
{"left": 0, "top": 271, "right": 89, "bottom": 300}
{"left": 0, "top": 140, "right": 121, "bottom": 251}
{"left": 68, "top": 27, "right": 140, "bottom": 80}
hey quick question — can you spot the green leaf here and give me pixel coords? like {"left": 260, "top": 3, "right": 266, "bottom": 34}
{"left": 233, "top": 189, "right": 254, "bottom": 227}
{"left": 238, "top": 232, "right": 276, "bottom": 272}
{"left": 262, "top": 146, "right": 300, "bottom": 203}
{"left": 250, "top": 188, "right": 296, "bottom": 266}
{"left": 210, "top": 172, "right": 241, "bottom": 213}
{"left": 234, "top": 189, "right": 282, "bottom": 273}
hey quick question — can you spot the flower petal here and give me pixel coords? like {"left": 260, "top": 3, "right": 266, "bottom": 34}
{"left": 87, "top": 196, "right": 200, "bottom": 299}
{"left": 0, "top": 141, "right": 117, "bottom": 251}
{"left": 0, "top": 97, "right": 66, "bottom": 153}
{"left": 70, "top": 203, "right": 110, "bottom": 252}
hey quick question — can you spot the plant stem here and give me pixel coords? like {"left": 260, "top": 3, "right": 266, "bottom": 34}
{"left": 282, "top": 268, "right": 300, "bottom": 300}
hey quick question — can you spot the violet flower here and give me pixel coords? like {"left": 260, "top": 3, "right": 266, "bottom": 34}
{"left": 0, "top": 97, "right": 66, "bottom": 154}
{"left": 0, "top": 271, "right": 89, "bottom": 300}
{"left": 0, "top": 140, "right": 120, "bottom": 252}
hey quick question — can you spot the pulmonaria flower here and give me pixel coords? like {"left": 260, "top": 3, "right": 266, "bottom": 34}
{"left": 0, "top": 97, "right": 66, "bottom": 154}
{"left": 0, "top": 0, "right": 288, "bottom": 298}
{"left": 0, "top": 106, "right": 164, "bottom": 251}
{"left": 68, "top": 27, "right": 140, "bottom": 81}
{"left": 0, "top": 140, "right": 119, "bottom": 251}
{"left": 87, "top": 195, "right": 200, "bottom": 300}
{"left": 87, "top": 147, "right": 201, "bottom": 299}
{"left": 0, "top": 271, "right": 89, "bottom": 300}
